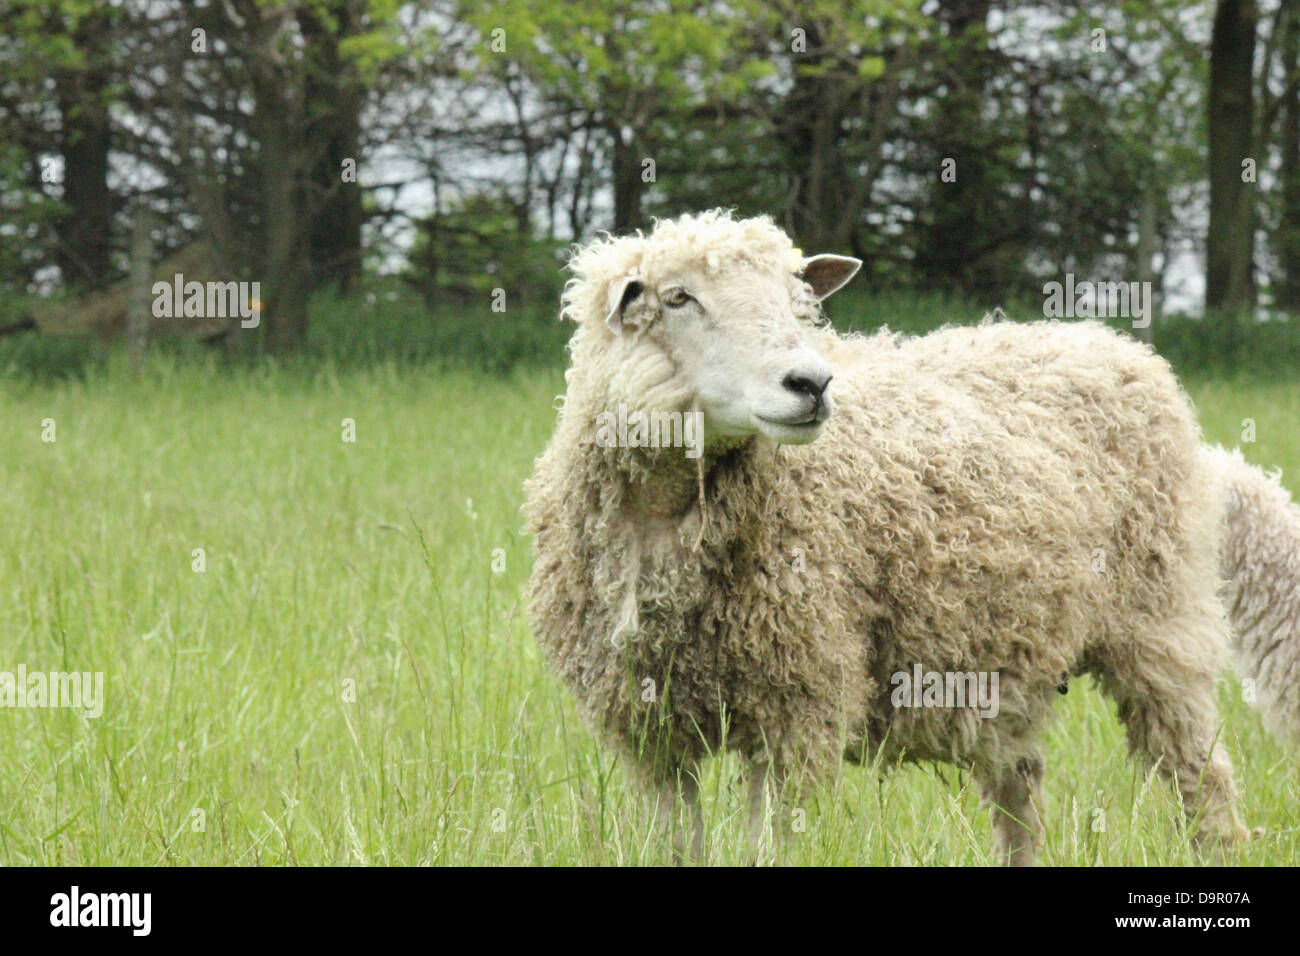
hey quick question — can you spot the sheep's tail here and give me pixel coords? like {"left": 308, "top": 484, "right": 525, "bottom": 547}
{"left": 1207, "top": 445, "right": 1300, "bottom": 742}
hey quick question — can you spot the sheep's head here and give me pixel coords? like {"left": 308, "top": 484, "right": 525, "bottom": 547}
{"left": 563, "top": 211, "right": 861, "bottom": 447}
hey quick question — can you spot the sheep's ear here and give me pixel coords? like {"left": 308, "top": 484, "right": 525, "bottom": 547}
{"left": 801, "top": 254, "right": 862, "bottom": 301}
{"left": 604, "top": 275, "right": 646, "bottom": 333}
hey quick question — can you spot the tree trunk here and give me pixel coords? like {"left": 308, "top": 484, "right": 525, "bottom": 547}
{"left": 1206, "top": 0, "right": 1258, "bottom": 329}
{"left": 781, "top": 22, "right": 908, "bottom": 255}
{"left": 302, "top": 2, "right": 364, "bottom": 294}
{"left": 915, "top": 0, "right": 993, "bottom": 293}
{"left": 251, "top": 72, "right": 311, "bottom": 352}
{"left": 611, "top": 124, "right": 644, "bottom": 233}
{"left": 235, "top": 0, "right": 314, "bottom": 354}
{"left": 783, "top": 23, "right": 848, "bottom": 253}
{"left": 54, "top": 11, "right": 113, "bottom": 290}
{"left": 1278, "top": 6, "right": 1300, "bottom": 313}
{"left": 260, "top": 120, "right": 312, "bottom": 353}
{"left": 1134, "top": 183, "right": 1159, "bottom": 343}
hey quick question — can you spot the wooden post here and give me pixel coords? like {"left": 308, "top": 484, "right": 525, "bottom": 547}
{"left": 1134, "top": 184, "right": 1158, "bottom": 345}
{"left": 127, "top": 209, "right": 153, "bottom": 369}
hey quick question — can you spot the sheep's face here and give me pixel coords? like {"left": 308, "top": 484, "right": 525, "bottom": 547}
{"left": 602, "top": 253, "right": 861, "bottom": 446}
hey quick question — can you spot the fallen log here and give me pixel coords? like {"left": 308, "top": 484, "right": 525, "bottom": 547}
{"left": 21, "top": 242, "right": 240, "bottom": 341}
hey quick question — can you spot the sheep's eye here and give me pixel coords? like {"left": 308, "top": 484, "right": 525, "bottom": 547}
{"left": 663, "top": 289, "right": 693, "bottom": 308}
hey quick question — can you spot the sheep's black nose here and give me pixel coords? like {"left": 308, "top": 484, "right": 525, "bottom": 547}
{"left": 783, "top": 372, "right": 832, "bottom": 401}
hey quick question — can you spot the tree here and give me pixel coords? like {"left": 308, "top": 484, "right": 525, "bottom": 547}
{"left": 128, "top": 0, "right": 401, "bottom": 352}
{"left": 912, "top": 0, "right": 998, "bottom": 292}
{"left": 302, "top": 2, "right": 366, "bottom": 295}
{"left": 466, "top": 0, "right": 751, "bottom": 233}
{"left": 1206, "top": 0, "right": 1258, "bottom": 318}
{"left": 772, "top": 0, "right": 921, "bottom": 255}
{"left": 1271, "top": 1, "right": 1300, "bottom": 312}
{"left": 0, "top": 1, "right": 123, "bottom": 291}
{"left": 53, "top": 6, "right": 115, "bottom": 289}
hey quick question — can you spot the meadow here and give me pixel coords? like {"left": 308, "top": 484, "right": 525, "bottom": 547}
{"left": 1, "top": 301, "right": 1298, "bottom": 866}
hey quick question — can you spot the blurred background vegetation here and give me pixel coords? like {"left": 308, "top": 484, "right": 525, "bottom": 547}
{"left": 0, "top": 0, "right": 1295, "bottom": 379}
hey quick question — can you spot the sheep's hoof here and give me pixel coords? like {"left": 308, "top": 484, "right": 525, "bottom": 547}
{"left": 1194, "top": 823, "right": 1251, "bottom": 863}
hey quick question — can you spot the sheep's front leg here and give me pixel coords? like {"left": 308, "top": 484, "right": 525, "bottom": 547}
{"left": 745, "top": 761, "right": 785, "bottom": 865}
{"left": 978, "top": 752, "right": 1045, "bottom": 867}
{"left": 655, "top": 770, "right": 703, "bottom": 864}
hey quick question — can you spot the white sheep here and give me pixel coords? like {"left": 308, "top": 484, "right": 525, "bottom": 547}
{"left": 523, "top": 210, "right": 1300, "bottom": 864}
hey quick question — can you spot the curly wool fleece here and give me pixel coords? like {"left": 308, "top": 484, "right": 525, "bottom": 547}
{"left": 524, "top": 211, "right": 1299, "bottom": 863}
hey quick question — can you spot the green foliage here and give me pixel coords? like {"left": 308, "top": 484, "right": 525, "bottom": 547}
{"left": 405, "top": 195, "right": 567, "bottom": 308}
{"left": 465, "top": 0, "right": 744, "bottom": 108}
{"left": 330, "top": 0, "right": 407, "bottom": 76}
{"left": 0, "top": 1, "right": 125, "bottom": 291}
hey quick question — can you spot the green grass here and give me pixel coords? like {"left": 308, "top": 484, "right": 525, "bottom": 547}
{"left": 1, "top": 351, "right": 1298, "bottom": 866}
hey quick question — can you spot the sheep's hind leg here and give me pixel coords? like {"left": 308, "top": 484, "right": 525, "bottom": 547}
{"left": 655, "top": 768, "right": 704, "bottom": 865}
{"left": 978, "top": 751, "right": 1045, "bottom": 867}
{"left": 1105, "top": 663, "right": 1247, "bottom": 855}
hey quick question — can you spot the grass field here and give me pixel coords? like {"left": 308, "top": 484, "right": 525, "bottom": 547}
{"left": 1, "top": 348, "right": 1298, "bottom": 866}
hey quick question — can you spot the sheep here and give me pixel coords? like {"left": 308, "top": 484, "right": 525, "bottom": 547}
{"left": 1211, "top": 446, "right": 1300, "bottom": 743}
{"left": 523, "top": 209, "right": 1298, "bottom": 865}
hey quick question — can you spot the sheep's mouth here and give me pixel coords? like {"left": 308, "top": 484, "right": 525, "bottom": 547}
{"left": 754, "top": 414, "right": 827, "bottom": 444}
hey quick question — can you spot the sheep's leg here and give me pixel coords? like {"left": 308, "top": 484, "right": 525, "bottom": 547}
{"left": 1108, "top": 675, "right": 1246, "bottom": 853}
{"left": 655, "top": 769, "right": 704, "bottom": 865}
{"left": 746, "top": 765, "right": 769, "bottom": 863}
{"left": 745, "top": 761, "right": 794, "bottom": 865}
{"left": 745, "top": 761, "right": 775, "bottom": 865}
{"left": 682, "top": 771, "right": 704, "bottom": 862}
{"left": 1098, "top": 614, "right": 1247, "bottom": 853}
{"left": 978, "top": 752, "right": 1045, "bottom": 867}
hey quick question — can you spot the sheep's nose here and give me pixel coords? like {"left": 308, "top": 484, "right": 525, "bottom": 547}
{"left": 782, "top": 371, "right": 832, "bottom": 401}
